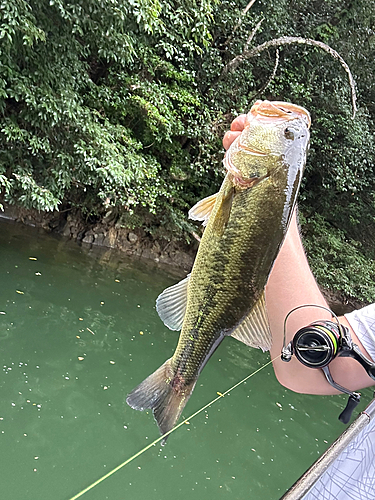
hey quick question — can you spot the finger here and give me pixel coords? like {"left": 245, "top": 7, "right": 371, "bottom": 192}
{"left": 223, "top": 130, "right": 241, "bottom": 150}
{"left": 230, "top": 114, "right": 247, "bottom": 131}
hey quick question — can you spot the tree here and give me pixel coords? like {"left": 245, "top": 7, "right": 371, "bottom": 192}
{"left": 1, "top": 0, "right": 374, "bottom": 301}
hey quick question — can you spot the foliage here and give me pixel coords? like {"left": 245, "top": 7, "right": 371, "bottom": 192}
{"left": 301, "top": 214, "right": 375, "bottom": 303}
{"left": 0, "top": 0, "right": 375, "bottom": 300}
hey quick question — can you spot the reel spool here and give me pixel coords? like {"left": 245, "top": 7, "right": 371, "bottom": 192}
{"left": 291, "top": 320, "right": 341, "bottom": 368}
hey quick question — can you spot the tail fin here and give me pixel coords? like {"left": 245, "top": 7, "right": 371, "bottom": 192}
{"left": 126, "top": 359, "right": 196, "bottom": 443}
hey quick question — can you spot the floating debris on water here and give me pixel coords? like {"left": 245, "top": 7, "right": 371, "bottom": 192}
{"left": 139, "top": 331, "right": 144, "bottom": 335}
{"left": 86, "top": 327, "right": 95, "bottom": 335}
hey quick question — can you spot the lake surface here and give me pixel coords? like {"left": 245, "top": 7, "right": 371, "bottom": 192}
{"left": 0, "top": 219, "right": 372, "bottom": 500}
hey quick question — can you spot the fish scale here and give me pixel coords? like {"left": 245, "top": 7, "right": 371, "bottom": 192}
{"left": 127, "top": 100, "right": 311, "bottom": 441}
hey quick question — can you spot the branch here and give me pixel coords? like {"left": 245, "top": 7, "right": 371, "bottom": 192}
{"left": 224, "top": 0, "right": 258, "bottom": 47}
{"left": 243, "top": 0, "right": 257, "bottom": 15}
{"left": 243, "top": 17, "right": 264, "bottom": 52}
{"left": 251, "top": 48, "right": 279, "bottom": 99}
{"left": 219, "top": 36, "right": 357, "bottom": 118}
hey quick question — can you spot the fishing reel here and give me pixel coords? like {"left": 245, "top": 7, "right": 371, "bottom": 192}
{"left": 281, "top": 305, "right": 375, "bottom": 424}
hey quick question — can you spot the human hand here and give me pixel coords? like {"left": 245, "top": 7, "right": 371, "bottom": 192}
{"left": 222, "top": 114, "right": 247, "bottom": 150}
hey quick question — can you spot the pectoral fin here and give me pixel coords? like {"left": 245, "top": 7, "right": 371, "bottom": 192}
{"left": 188, "top": 193, "right": 218, "bottom": 226}
{"left": 230, "top": 292, "right": 271, "bottom": 351}
{"left": 156, "top": 275, "right": 190, "bottom": 331}
{"left": 211, "top": 185, "right": 234, "bottom": 236}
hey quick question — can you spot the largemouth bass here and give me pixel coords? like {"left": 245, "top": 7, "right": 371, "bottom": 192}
{"left": 127, "top": 100, "right": 311, "bottom": 440}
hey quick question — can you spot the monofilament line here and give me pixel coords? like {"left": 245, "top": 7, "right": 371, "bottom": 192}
{"left": 69, "top": 355, "right": 279, "bottom": 500}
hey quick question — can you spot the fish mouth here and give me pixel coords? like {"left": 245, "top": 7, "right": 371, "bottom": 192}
{"left": 247, "top": 100, "right": 311, "bottom": 128}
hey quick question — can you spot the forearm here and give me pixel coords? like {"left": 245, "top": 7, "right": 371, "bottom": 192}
{"left": 266, "top": 210, "right": 374, "bottom": 394}
{"left": 223, "top": 118, "right": 374, "bottom": 394}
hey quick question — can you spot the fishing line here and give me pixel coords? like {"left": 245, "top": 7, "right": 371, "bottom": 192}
{"left": 69, "top": 355, "right": 280, "bottom": 500}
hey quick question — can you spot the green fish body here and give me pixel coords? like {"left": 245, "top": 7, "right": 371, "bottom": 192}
{"left": 127, "top": 100, "right": 311, "bottom": 440}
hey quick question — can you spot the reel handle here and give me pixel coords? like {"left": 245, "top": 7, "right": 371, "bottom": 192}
{"left": 322, "top": 366, "right": 361, "bottom": 424}
{"left": 339, "top": 394, "right": 361, "bottom": 424}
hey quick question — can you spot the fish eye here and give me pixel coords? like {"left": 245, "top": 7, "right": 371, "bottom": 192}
{"left": 284, "top": 128, "right": 295, "bottom": 140}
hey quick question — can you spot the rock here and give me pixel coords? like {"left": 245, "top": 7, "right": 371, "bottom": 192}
{"left": 48, "top": 217, "right": 61, "bottom": 230}
{"left": 62, "top": 222, "right": 72, "bottom": 237}
{"left": 128, "top": 232, "right": 138, "bottom": 243}
{"left": 71, "top": 226, "right": 80, "bottom": 238}
{"left": 82, "top": 234, "right": 94, "bottom": 244}
{"left": 152, "top": 241, "right": 161, "bottom": 252}
{"left": 93, "top": 233, "right": 105, "bottom": 245}
{"left": 117, "top": 231, "right": 130, "bottom": 248}
{"left": 104, "top": 227, "right": 117, "bottom": 248}
{"left": 141, "top": 248, "right": 154, "bottom": 260}
{"left": 41, "top": 221, "right": 52, "bottom": 233}
{"left": 159, "top": 253, "right": 171, "bottom": 264}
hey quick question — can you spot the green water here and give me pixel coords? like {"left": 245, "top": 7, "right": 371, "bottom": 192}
{"left": 0, "top": 219, "right": 372, "bottom": 500}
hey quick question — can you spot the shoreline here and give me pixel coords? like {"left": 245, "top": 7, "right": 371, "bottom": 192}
{"left": 0, "top": 203, "right": 196, "bottom": 274}
{"left": 0, "top": 203, "right": 364, "bottom": 315}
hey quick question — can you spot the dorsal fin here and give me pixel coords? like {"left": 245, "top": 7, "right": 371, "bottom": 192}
{"left": 230, "top": 292, "right": 271, "bottom": 351}
{"left": 156, "top": 275, "right": 190, "bottom": 331}
{"left": 188, "top": 193, "right": 218, "bottom": 227}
